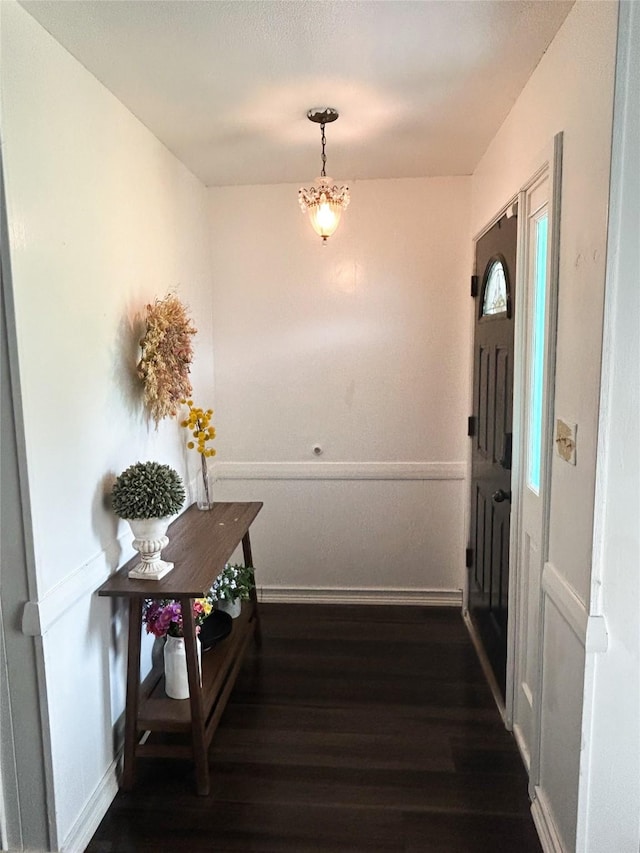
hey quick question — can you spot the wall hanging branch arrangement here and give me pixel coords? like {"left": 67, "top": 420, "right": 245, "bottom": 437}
{"left": 137, "top": 293, "right": 197, "bottom": 426}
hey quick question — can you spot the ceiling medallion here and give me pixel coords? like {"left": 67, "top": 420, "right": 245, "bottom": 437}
{"left": 298, "top": 108, "right": 350, "bottom": 243}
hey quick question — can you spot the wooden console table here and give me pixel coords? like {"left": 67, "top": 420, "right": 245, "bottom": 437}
{"left": 98, "top": 501, "right": 262, "bottom": 795}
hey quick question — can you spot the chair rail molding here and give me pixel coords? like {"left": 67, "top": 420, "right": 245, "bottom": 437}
{"left": 21, "top": 530, "right": 134, "bottom": 637}
{"left": 541, "top": 562, "right": 608, "bottom": 653}
{"left": 215, "top": 460, "right": 465, "bottom": 481}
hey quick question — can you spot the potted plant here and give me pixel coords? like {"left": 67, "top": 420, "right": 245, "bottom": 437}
{"left": 143, "top": 597, "right": 212, "bottom": 699}
{"left": 111, "top": 461, "right": 185, "bottom": 580}
{"left": 209, "top": 563, "right": 255, "bottom": 618}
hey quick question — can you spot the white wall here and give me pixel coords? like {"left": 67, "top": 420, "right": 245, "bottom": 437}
{"left": 471, "top": 1, "right": 617, "bottom": 850}
{"left": 579, "top": 3, "right": 640, "bottom": 850}
{"left": 1, "top": 2, "right": 213, "bottom": 848}
{"left": 209, "top": 178, "right": 471, "bottom": 600}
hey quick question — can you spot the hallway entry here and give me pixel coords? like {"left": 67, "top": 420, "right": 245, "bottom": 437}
{"left": 468, "top": 214, "right": 518, "bottom": 700}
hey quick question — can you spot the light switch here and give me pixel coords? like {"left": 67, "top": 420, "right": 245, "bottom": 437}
{"left": 556, "top": 419, "right": 577, "bottom": 465}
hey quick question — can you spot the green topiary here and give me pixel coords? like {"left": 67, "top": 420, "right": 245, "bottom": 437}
{"left": 111, "top": 461, "right": 185, "bottom": 520}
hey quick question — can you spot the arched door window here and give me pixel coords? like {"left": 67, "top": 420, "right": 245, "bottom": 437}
{"left": 481, "top": 257, "right": 509, "bottom": 317}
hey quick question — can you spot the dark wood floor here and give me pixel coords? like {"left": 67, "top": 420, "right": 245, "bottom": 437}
{"left": 86, "top": 604, "right": 541, "bottom": 852}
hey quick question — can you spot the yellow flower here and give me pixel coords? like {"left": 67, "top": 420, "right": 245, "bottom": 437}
{"left": 181, "top": 399, "right": 216, "bottom": 459}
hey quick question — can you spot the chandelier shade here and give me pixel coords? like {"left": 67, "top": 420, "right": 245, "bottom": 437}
{"left": 298, "top": 108, "right": 350, "bottom": 242}
{"left": 298, "top": 177, "right": 350, "bottom": 241}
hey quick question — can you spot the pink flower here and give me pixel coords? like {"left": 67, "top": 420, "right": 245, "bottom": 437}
{"left": 142, "top": 598, "right": 210, "bottom": 638}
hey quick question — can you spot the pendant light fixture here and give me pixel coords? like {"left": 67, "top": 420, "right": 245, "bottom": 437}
{"left": 298, "top": 108, "right": 350, "bottom": 243}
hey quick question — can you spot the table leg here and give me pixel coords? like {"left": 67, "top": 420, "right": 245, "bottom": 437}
{"left": 122, "top": 598, "right": 142, "bottom": 790}
{"left": 242, "top": 531, "right": 262, "bottom": 649}
{"left": 180, "top": 596, "right": 209, "bottom": 796}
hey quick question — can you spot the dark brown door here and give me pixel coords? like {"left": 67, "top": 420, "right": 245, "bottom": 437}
{"left": 469, "top": 214, "right": 517, "bottom": 701}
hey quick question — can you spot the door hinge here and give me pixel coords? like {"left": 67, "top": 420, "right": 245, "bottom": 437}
{"left": 471, "top": 275, "right": 479, "bottom": 298}
{"left": 465, "top": 548, "right": 473, "bottom": 568}
{"left": 468, "top": 415, "right": 476, "bottom": 437}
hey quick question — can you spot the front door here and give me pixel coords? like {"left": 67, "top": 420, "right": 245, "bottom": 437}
{"left": 469, "top": 214, "right": 517, "bottom": 701}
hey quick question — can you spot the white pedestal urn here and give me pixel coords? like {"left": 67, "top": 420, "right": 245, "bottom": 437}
{"left": 217, "top": 597, "right": 242, "bottom": 619}
{"left": 127, "top": 517, "right": 174, "bottom": 580}
{"left": 163, "top": 635, "right": 202, "bottom": 700}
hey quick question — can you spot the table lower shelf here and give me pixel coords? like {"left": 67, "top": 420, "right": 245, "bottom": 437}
{"left": 136, "top": 603, "right": 256, "bottom": 753}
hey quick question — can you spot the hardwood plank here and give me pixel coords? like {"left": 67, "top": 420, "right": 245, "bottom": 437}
{"left": 86, "top": 604, "right": 540, "bottom": 853}
{"left": 403, "top": 811, "right": 542, "bottom": 853}
{"left": 206, "top": 761, "right": 533, "bottom": 817}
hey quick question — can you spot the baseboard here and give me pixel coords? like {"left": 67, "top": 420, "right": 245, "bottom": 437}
{"left": 462, "top": 610, "right": 506, "bottom": 723}
{"left": 512, "top": 721, "right": 531, "bottom": 774}
{"left": 60, "top": 755, "right": 120, "bottom": 853}
{"left": 258, "top": 586, "right": 462, "bottom": 606}
{"left": 531, "top": 787, "right": 565, "bottom": 853}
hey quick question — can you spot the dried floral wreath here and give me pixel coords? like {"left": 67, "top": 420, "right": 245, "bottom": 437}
{"left": 137, "top": 294, "right": 197, "bottom": 426}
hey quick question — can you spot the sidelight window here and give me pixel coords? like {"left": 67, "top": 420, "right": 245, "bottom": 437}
{"left": 527, "top": 212, "right": 548, "bottom": 494}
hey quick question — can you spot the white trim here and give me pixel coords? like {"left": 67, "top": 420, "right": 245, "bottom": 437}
{"left": 215, "top": 461, "right": 465, "bottom": 481}
{"left": 0, "top": 602, "right": 16, "bottom": 852}
{"left": 259, "top": 586, "right": 462, "bottom": 607}
{"left": 512, "top": 722, "right": 531, "bottom": 773}
{"left": 1, "top": 159, "right": 54, "bottom": 851}
{"left": 531, "top": 786, "right": 566, "bottom": 853}
{"left": 501, "top": 134, "right": 563, "bottom": 802}
{"left": 60, "top": 756, "right": 120, "bottom": 853}
{"left": 463, "top": 610, "right": 507, "bottom": 724}
{"left": 525, "top": 133, "right": 564, "bottom": 806}
{"left": 505, "top": 183, "right": 531, "bottom": 730}
{"left": 472, "top": 193, "right": 519, "bottom": 242}
{"left": 541, "top": 562, "right": 608, "bottom": 653}
{"left": 22, "top": 531, "right": 133, "bottom": 637}
{"left": 589, "top": 0, "right": 638, "bottom": 618}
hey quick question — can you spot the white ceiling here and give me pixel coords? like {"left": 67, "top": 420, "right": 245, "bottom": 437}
{"left": 19, "top": 0, "right": 574, "bottom": 187}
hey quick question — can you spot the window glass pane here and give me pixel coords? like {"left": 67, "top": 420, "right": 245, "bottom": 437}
{"left": 527, "top": 213, "right": 548, "bottom": 494}
{"left": 482, "top": 261, "right": 508, "bottom": 316}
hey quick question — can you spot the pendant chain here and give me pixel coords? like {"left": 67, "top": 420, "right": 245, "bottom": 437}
{"left": 320, "top": 123, "right": 327, "bottom": 178}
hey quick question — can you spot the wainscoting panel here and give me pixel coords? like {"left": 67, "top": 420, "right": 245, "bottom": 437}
{"left": 214, "top": 471, "right": 467, "bottom": 595}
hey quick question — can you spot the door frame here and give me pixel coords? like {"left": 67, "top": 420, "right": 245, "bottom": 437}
{"left": 465, "top": 135, "right": 563, "bottom": 760}
{"left": 0, "top": 149, "right": 52, "bottom": 852}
